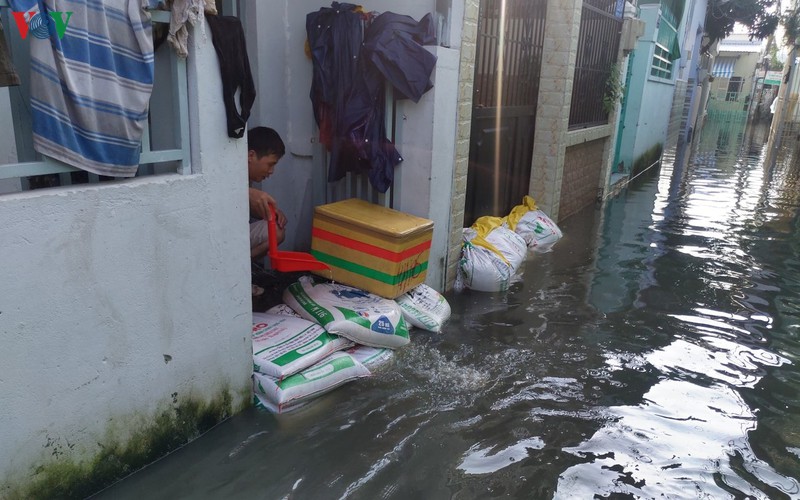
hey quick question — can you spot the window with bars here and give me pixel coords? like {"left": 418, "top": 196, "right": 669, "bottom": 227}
{"left": 651, "top": 43, "right": 673, "bottom": 79}
{"left": 726, "top": 77, "right": 744, "bottom": 101}
{"left": 568, "top": 0, "right": 624, "bottom": 129}
{"left": 650, "top": 13, "right": 678, "bottom": 80}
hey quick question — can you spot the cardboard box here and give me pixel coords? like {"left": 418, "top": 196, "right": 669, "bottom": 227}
{"left": 311, "top": 199, "right": 434, "bottom": 299}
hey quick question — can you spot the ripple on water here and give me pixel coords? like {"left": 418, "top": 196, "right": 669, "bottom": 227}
{"left": 555, "top": 380, "right": 800, "bottom": 499}
{"left": 457, "top": 437, "right": 545, "bottom": 475}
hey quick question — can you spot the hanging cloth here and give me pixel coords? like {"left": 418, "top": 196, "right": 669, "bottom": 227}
{"left": 0, "top": 22, "right": 21, "bottom": 87}
{"left": 11, "top": 0, "right": 155, "bottom": 177}
{"left": 306, "top": 4, "right": 437, "bottom": 193}
{"left": 306, "top": 2, "right": 364, "bottom": 150}
{"left": 206, "top": 14, "right": 255, "bottom": 139}
{"left": 164, "top": 0, "right": 217, "bottom": 58}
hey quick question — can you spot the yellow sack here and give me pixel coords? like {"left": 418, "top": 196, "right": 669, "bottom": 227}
{"left": 505, "top": 195, "right": 538, "bottom": 232}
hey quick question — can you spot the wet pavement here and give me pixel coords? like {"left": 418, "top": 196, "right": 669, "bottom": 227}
{"left": 97, "top": 121, "right": 800, "bottom": 499}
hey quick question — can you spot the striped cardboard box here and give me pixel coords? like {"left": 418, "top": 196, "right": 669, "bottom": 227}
{"left": 311, "top": 199, "right": 434, "bottom": 299}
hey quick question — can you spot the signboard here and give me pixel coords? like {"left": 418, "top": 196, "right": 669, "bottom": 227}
{"left": 765, "top": 70, "right": 783, "bottom": 86}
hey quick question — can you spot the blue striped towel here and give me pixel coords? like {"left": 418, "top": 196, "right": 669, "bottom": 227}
{"left": 11, "top": 0, "right": 156, "bottom": 177}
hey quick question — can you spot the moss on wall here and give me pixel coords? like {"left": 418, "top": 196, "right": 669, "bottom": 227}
{"left": 2, "top": 385, "right": 251, "bottom": 499}
{"left": 632, "top": 143, "right": 663, "bottom": 176}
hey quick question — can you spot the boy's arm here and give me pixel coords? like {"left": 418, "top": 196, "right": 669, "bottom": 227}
{"left": 249, "top": 188, "right": 276, "bottom": 221}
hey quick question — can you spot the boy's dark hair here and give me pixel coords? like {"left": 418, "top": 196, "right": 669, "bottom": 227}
{"left": 247, "top": 127, "right": 285, "bottom": 158}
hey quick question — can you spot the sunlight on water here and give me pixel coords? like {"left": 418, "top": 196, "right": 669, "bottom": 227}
{"left": 458, "top": 437, "right": 545, "bottom": 475}
{"left": 557, "top": 380, "right": 799, "bottom": 499}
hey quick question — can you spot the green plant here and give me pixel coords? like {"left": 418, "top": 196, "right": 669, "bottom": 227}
{"left": 603, "top": 63, "right": 624, "bottom": 115}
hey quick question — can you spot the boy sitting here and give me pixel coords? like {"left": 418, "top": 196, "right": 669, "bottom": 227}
{"left": 247, "top": 127, "right": 287, "bottom": 259}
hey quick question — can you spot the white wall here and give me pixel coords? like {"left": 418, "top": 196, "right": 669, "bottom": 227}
{"left": 395, "top": 46, "right": 459, "bottom": 290}
{"left": 242, "top": 0, "right": 459, "bottom": 290}
{"left": 0, "top": 24, "right": 253, "bottom": 488}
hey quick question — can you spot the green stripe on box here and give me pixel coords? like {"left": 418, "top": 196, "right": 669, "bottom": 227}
{"left": 311, "top": 250, "right": 428, "bottom": 285}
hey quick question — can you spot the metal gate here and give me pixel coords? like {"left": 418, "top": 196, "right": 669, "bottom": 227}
{"left": 465, "top": 0, "right": 547, "bottom": 225}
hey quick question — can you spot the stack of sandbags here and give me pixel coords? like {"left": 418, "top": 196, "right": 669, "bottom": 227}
{"left": 458, "top": 196, "right": 562, "bottom": 292}
{"left": 255, "top": 278, "right": 453, "bottom": 414}
{"left": 251, "top": 312, "right": 367, "bottom": 413}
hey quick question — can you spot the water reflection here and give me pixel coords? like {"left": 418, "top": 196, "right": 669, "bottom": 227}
{"left": 562, "top": 119, "right": 800, "bottom": 498}
{"left": 557, "top": 380, "right": 798, "bottom": 499}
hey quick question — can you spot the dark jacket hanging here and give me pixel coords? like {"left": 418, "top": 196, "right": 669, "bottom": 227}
{"left": 206, "top": 15, "right": 256, "bottom": 139}
{"left": 307, "top": 4, "right": 437, "bottom": 193}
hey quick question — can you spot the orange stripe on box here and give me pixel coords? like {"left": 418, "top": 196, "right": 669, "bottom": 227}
{"left": 312, "top": 227, "right": 431, "bottom": 262}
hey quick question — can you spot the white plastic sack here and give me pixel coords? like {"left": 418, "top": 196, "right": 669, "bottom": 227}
{"left": 252, "top": 313, "right": 352, "bottom": 380}
{"left": 252, "top": 351, "right": 369, "bottom": 410}
{"left": 485, "top": 226, "right": 527, "bottom": 271}
{"left": 396, "top": 284, "right": 451, "bottom": 332}
{"left": 459, "top": 229, "right": 512, "bottom": 292}
{"left": 253, "top": 393, "right": 308, "bottom": 414}
{"left": 515, "top": 210, "right": 562, "bottom": 252}
{"left": 265, "top": 304, "right": 301, "bottom": 318}
{"left": 284, "top": 276, "right": 411, "bottom": 349}
{"left": 345, "top": 345, "right": 394, "bottom": 373}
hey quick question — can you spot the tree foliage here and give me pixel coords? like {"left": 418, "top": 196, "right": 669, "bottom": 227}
{"left": 783, "top": 9, "right": 800, "bottom": 47}
{"left": 702, "top": 0, "right": 780, "bottom": 53}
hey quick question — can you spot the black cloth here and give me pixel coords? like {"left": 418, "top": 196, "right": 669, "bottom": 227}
{"left": 307, "top": 4, "right": 437, "bottom": 193}
{"left": 206, "top": 15, "right": 256, "bottom": 139}
{"left": 362, "top": 12, "right": 437, "bottom": 102}
{"left": 306, "top": 2, "right": 363, "bottom": 149}
{"left": 0, "top": 23, "right": 20, "bottom": 87}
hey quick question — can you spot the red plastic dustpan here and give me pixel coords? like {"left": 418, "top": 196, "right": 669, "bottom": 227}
{"left": 267, "top": 205, "right": 330, "bottom": 273}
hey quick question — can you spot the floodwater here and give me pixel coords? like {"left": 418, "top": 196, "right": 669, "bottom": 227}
{"left": 98, "top": 121, "right": 800, "bottom": 499}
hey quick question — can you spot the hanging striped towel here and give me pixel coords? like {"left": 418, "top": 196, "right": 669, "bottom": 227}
{"left": 11, "top": 0, "right": 156, "bottom": 177}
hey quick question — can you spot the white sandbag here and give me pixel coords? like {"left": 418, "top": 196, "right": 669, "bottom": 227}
{"left": 485, "top": 226, "right": 527, "bottom": 271}
{"left": 252, "top": 313, "right": 352, "bottom": 380}
{"left": 515, "top": 210, "right": 562, "bottom": 252}
{"left": 265, "top": 304, "right": 301, "bottom": 318}
{"left": 459, "top": 229, "right": 512, "bottom": 292}
{"left": 345, "top": 345, "right": 394, "bottom": 373}
{"left": 396, "top": 283, "right": 451, "bottom": 332}
{"left": 253, "top": 393, "right": 308, "bottom": 414}
{"left": 252, "top": 351, "right": 370, "bottom": 410}
{"left": 284, "top": 276, "right": 411, "bottom": 349}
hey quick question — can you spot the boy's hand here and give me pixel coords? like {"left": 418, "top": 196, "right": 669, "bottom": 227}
{"left": 275, "top": 208, "right": 287, "bottom": 229}
{"left": 249, "top": 188, "right": 277, "bottom": 221}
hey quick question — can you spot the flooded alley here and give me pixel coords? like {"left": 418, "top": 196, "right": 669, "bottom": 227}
{"left": 97, "top": 121, "right": 800, "bottom": 499}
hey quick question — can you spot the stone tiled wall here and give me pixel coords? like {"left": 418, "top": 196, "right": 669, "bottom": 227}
{"left": 528, "top": 0, "right": 583, "bottom": 222}
{"left": 559, "top": 138, "right": 605, "bottom": 219}
{"left": 445, "top": 0, "right": 479, "bottom": 290}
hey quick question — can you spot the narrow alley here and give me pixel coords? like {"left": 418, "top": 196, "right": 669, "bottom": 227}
{"left": 95, "top": 120, "right": 800, "bottom": 499}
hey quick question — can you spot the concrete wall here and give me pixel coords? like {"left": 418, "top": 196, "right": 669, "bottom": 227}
{"left": 395, "top": 46, "right": 459, "bottom": 291}
{"left": 446, "top": 0, "right": 478, "bottom": 289}
{"left": 634, "top": 78, "right": 674, "bottom": 161}
{"left": 528, "top": 0, "right": 583, "bottom": 221}
{"left": 241, "top": 0, "right": 462, "bottom": 291}
{"left": 0, "top": 24, "right": 253, "bottom": 495}
{"left": 619, "top": 5, "right": 674, "bottom": 170}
